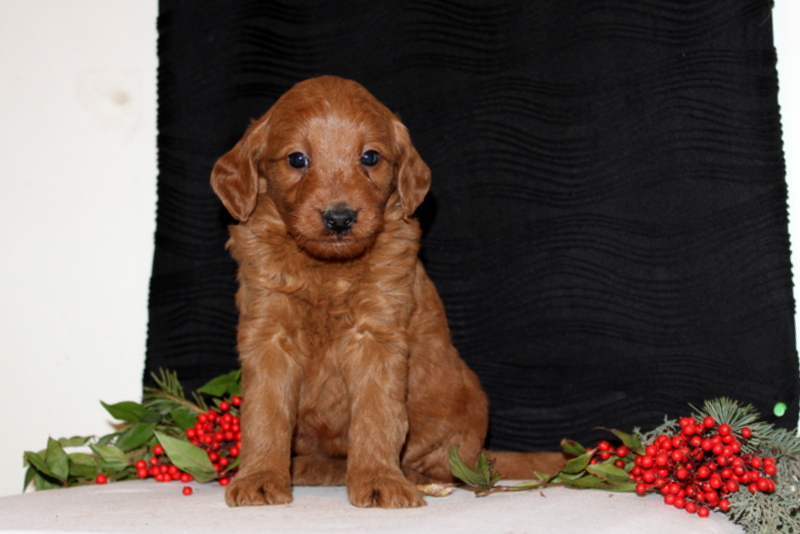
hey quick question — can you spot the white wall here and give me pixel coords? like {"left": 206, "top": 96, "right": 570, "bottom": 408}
{"left": 0, "top": 1, "right": 797, "bottom": 499}
{"left": 0, "top": 0, "right": 157, "bottom": 497}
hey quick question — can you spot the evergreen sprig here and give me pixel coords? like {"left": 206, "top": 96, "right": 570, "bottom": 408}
{"left": 692, "top": 399, "right": 800, "bottom": 534}
{"left": 142, "top": 368, "right": 206, "bottom": 417}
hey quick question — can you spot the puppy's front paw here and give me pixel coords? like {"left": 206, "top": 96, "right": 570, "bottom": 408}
{"left": 347, "top": 470, "right": 426, "bottom": 508}
{"left": 225, "top": 472, "right": 292, "bottom": 507}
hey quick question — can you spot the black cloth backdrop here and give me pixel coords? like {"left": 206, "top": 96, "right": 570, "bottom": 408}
{"left": 147, "top": 0, "right": 799, "bottom": 449}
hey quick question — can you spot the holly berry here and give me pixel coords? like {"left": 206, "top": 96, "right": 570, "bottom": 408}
{"left": 765, "top": 464, "right": 777, "bottom": 476}
{"left": 108, "top": 395, "right": 244, "bottom": 495}
{"left": 609, "top": 413, "right": 777, "bottom": 517}
{"left": 182, "top": 486, "right": 193, "bottom": 496}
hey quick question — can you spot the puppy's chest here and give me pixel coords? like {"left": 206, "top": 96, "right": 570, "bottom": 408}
{"left": 297, "top": 277, "right": 358, "bottom": 349}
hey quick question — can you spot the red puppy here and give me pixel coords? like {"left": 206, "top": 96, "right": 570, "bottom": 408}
{"left": 211, "top": 76, "right": 564, "bottom": 508}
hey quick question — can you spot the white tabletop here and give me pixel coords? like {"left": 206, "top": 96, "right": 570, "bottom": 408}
{"left": 0, "top": 480, "right": 744, "bottom": 534}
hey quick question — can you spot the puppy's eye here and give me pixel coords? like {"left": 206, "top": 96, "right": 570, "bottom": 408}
{"left": 287, "top": 152, "right": 309, "bottom": 169}
{"left": 360, "top": 150, "right": 380, "bottom": 167}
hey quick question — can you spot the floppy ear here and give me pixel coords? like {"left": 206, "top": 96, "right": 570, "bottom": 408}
{"left": 393, "top": 118, "right": 431, "bottom": 219}
{"left": 210, "top": 125, "right": 263, "bottom": 222}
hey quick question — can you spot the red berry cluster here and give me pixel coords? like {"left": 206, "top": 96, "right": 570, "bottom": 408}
{"left": 623, "top": 416, "right": 777, "bottom": 517}
{"left": 100, "top": 395, "right": 243, "bottom": 495}
{"left": 184, "top": 395, "right": 243, "bottom": 487}
{"left": 135, "top": 444, "right": 196, "bottom": 483}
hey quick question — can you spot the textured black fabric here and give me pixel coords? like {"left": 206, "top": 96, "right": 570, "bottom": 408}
{"left": 147, "top": 0, "right": 798, "bottom": 449}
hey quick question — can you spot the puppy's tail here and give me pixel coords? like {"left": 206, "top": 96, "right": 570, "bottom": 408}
{"left": 483, "top": 450, "right": 567, "bottom": 480}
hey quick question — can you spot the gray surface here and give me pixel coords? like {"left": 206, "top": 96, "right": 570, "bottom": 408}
{"left": 0, "top": 480, "right": 745, "bottom": 534}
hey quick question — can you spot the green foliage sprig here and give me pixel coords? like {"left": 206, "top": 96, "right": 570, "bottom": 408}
{"left": 22, "top": 369, "right": 241, "bottom": 491}
{"left": 450, "top": 398, "right": 800, "bottom": 534}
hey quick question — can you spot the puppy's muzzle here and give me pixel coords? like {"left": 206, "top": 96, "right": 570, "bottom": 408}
{"left": 322, "top": 207, "right": 357, "bottom": 235}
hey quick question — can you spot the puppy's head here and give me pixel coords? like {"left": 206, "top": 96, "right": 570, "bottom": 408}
{"left": 210, "top": 76, "right": 431, "bottom": 260}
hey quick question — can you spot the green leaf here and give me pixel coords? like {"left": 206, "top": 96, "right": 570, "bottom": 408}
{"left": 226, "top": 455, "right": 241, "bottom": 472}
{"left": 561, "top": 473, "right": 611, "bottom": 489}
{"left": 447, "top": 446, "right": 503, "bottom": 494}
{"left": 562, "top": 451, "right": 593, "bottom": 474}
{"left": 508, "top": 480, "right": 544, "bottom": 491}
{"left": 96, "top": 433, "right": 117, "bottom": 447}
{"left": 90, "top": 444, "right": 128, "bottom": 461}
{"left": 534, "top": 471, "right": 558, "bottom": 484}
{"left": 90, "top": 444, "right": 130, "bottom": 471}
{"left": 114, "top": 422, "right": 157, "bottom": 452}
{"left": 169, "top": 408, "right": 198, "bottom": 431}
{"left": 605, "top": 482, "right": 640, "bottom": 492}
{"left": 68, "top": 452, "right": 96, "bottom": 465}
{"left": 155, "top": 431, "right": 217, "bottom": 483}
{"left": 586, "top": 463, "right": 633, "bottom": 485}
{"left": 45, "top": 437, "right": 70, "bottom": 482}
{"left": 57, "top": 436, "right": 92, "bottom": 448}
{"left": 448, "top": 445, "right": 489, "bottom": 487}
{"left": 561, "top": 438, "right": 587, "bottom": 457}
{"left": 561, "top": 476, "right": 600, "bottom": 489}
{"left": 68, "top": 458, "right": 98, "bottom": 479}
{"left": 101, "top": 401, "right": 145, "bottom": 423}
{"left": 33, "top": 470, "right": 61, "bottom": 491}
{"left": 597, "top": 427, "right": 644, "bottom": 455}
{"left": 476, "top": 451, "right": 493, "bottom": 481}
{"left": 196, "top": 370, "right": 241, "bottom": 398}
{"left": 23, "top": 451, "right": 57, "bottom": 480}
{"left": 23, "top": 466, "right": 36, "bottom": 492}
{"left": 553, "top": 470, "right": 586, "bottom": 482}
{"left": 68, "top": 452, "right": 98, "bottom": 478}
{"left": 141, "top": 410, "right": 162, "bottom": 424}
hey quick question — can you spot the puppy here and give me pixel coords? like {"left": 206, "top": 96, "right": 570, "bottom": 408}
{"left": 211, "top": 76, "right": 564, "bottom": 508}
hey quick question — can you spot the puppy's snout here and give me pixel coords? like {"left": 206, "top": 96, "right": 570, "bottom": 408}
{"left": 322, "top": 207, "right": 357, "bottom": 235}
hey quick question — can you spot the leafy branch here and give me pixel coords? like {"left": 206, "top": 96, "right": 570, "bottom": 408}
{"left": 449, "top": 398, "right": 800, "bottom": 534}
{"left": 449, "top": 428, "right": 641, "bottom": 497}
{"left": 22, "top": 369, "right": 241, "bottom": 491}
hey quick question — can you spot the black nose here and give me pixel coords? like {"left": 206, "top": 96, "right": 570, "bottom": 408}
{"left": 321, "top": 207, "right": 357, "bottom": 234}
